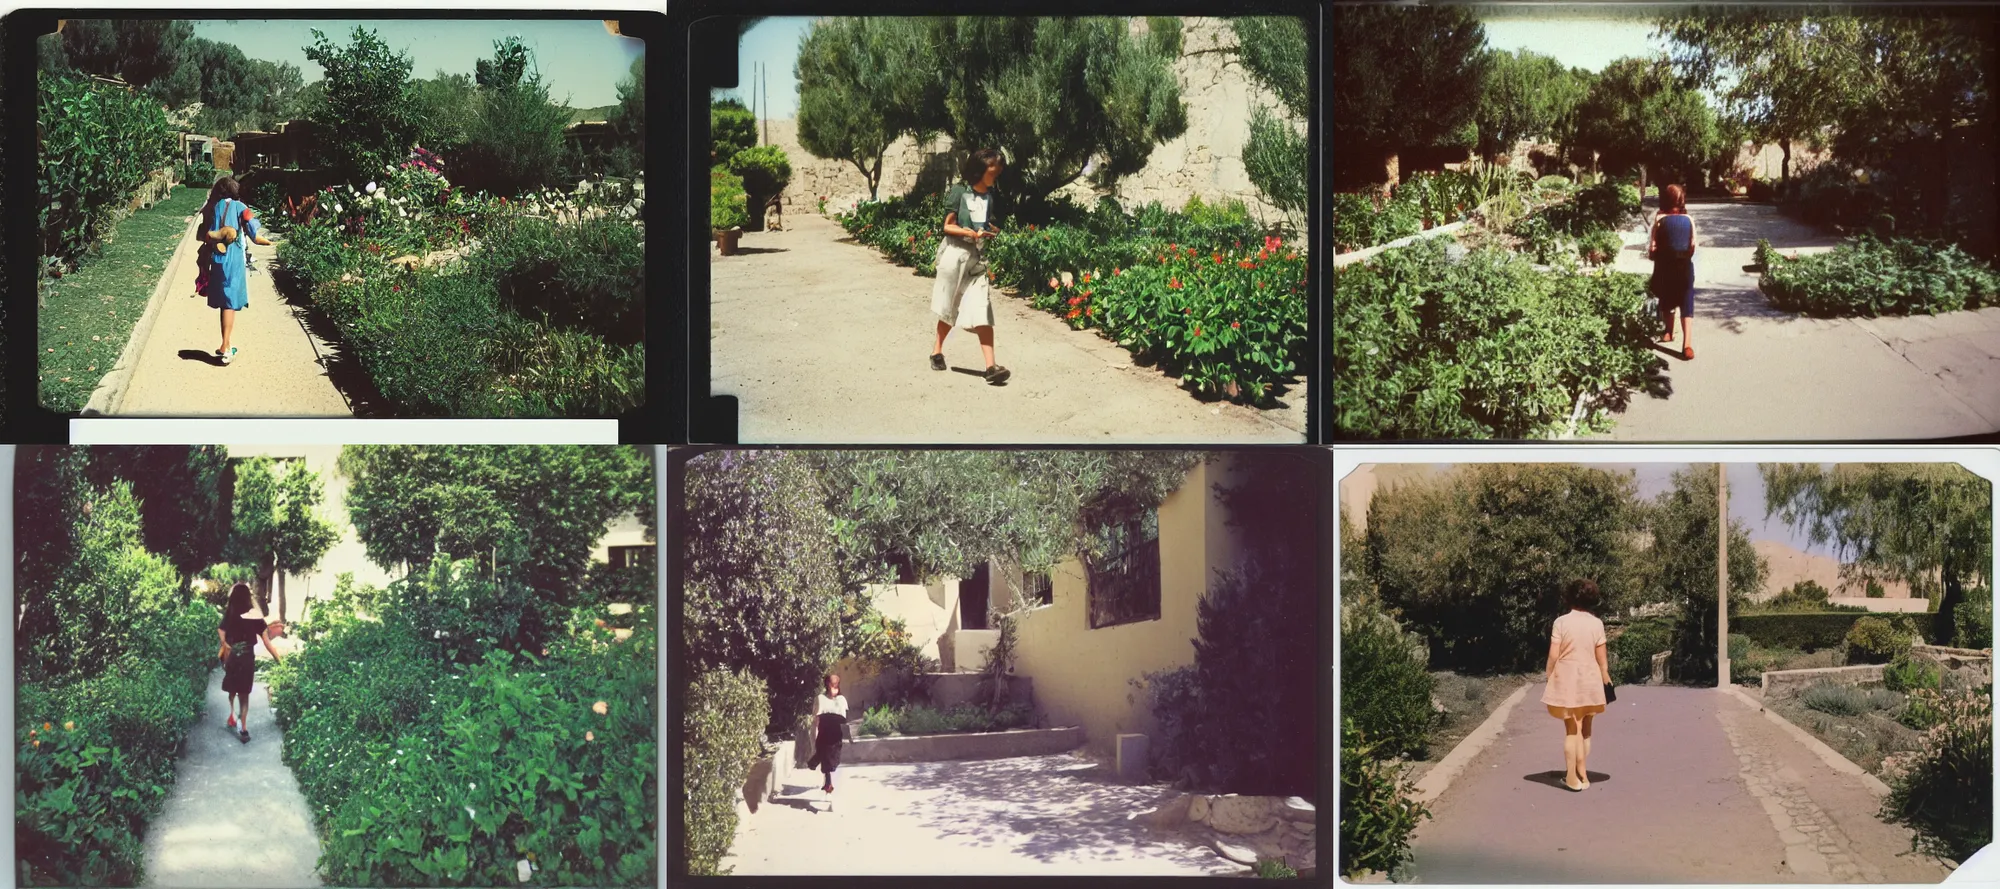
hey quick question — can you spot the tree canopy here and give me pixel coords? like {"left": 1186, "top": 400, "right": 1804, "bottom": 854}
{"left": 1649, "top": 466, "right": 1767, "bottom": 680}
{"left": 82, "top": 446, "right": 235, "bottom": 592}
{"left": 304, "top": 26, "right": 421, "bottom": 185}
{"left": 1570, "top": 56, "right": 1721, "bottom": 187}
{"left": 794, "top": 17, "right": 928, "bottom": 201}
{"left": 1477, "top": 48, "right": 1592, "bottom": 160}
{"left": 1332, "top": 5, "right": 1488, "bottom": 181}
{"left": 1656, "top": 10, "right": 1846, "bottom": 182}
{"left": 1762, "top": 463, "right": 1992, "bottom": 644}
{"left": 39, "top": 19, "right": 195, "bottom": 90}
{"left": 225, "top": 457, "right": 338, "bottom": 620}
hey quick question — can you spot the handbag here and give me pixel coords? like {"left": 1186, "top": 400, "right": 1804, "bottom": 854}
{"left": 1604, "top": 682, "right": 1618, "bottom": 704}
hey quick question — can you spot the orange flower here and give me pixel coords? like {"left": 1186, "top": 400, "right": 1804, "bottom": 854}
{"left": 1193, "top": 326, "right": 1203, "bottom": 337}
{"left": 1087, "top": 307, "right": 1096, "bottom": 316}
{"left": 63, "top": 721, "right": 73, "bottom": 731}
{"left": 1082, "top": 272, "right": 1091, "bottom": 284}
{"left": 1285, "top": 252, "right": 1297, "bottom": 260}
{"left": 1113, "top": 267, "right": 1121, "bottom": 276}
{"left": 1066, "top": 309, "right": 1081, "bottom": 319}
{"left": 32, "top": 740, "right": 39, "bottom": 748}
{"left": 1169, "top": 278, "right": 1182, "bottom": 289}
{"left": 1212, "top": 253, "right": 1223, "bottom": 264}
{"left": 43, "top": 723, "right": 51, "bottom": 732}
{"left": 585, "top": 731, "right": 595, "bottom": 742}
{"left": 1068, "top": 296, "right": 1083, "bottom": 306}
{"left": 593, "top": 701, "right": 609, "bottom": 715}
{"left": 1238, "top": 260, "right": 1256, "bottom": 269}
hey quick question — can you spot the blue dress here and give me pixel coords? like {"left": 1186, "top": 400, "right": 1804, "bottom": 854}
{"left": 201, "top": 198, "right": 262, "bottom": 311}
{"left": 1651, "top": 213, "right": 1695, "bottom": 316}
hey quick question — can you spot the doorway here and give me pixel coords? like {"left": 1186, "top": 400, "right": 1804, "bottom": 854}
{"left": 961, "top": 562, "right": 990, "bottom": 630}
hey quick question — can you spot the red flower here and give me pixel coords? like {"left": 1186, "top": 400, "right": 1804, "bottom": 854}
{"left": 1213, "top": 253, "right": 1224, "bottom": 264}
{"left": 1169, "top": 278, "right": 1182, "bottom": 289}
{"left": 1169, "top": 242, "right": 1178, "bottom": 251}
{"left": 1080, "top": 289, "right": 1092, "bottom": 298}
{"left": 1264, "top": 235, "right": 1283, "bottom": 253}
{"left": 1068, "top": 296, "right": 1083, "bottom": 306}
{"left": 1231, "top": 321, "right": 1240, "bottom": 329}
{"left": 1194, "top": 326, "right": 1203, "bottom": 337}
{"left": 1285, "top": 252, "right": 1297, "bottom": 260}
{"left": 1258, "top": 248, "right": 1270, "bottom": 261}
{"left": 1113, "top": 267, "right": 1122, "bottom": 276}
{"left": 1239, "top": 260, "right": 1257, "bottom": 269}
{"left": 1082, "top": 272, "right": 1092, "bottom": 284}
{"left": 1066, "top": 309, "right": 1081, "bottom": 319}
{"left": 1185, "top": 247, "right": 1197, "bottom": 257}
{"left": 1087, "top": 307, "right": 1096, "bottom": 316}
{"left": 392, "top": 285, "right": 401, "bottom": 292}
{"left": 1184, "top": 308, "right": 1192, "bottom": 315}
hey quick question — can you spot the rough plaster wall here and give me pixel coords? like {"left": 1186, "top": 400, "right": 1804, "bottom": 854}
{"left": 765, "top": 17, "right": 1301, "bottom": 227}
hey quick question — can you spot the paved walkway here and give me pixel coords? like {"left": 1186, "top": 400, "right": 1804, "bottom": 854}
{"left": 1406, "top": 685, "right": 1952, "bottom": 884}
{"left": 141, "top": 666, "right": 321, "bottom": 887}
{"left": 710, "top": 213, "right": 1307, "bottom": 442}
{"left": 109, "top": 223, "right": 350, "bottom": 416}
{"left": 1594, "top": 202, "right": 2000, "bottom": 440}
{"left": 722, "top": 752, "right": 1242, "bottom": 876}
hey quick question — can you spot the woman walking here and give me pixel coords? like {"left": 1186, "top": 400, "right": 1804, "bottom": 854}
{"left": 1649, "top": 184, "right": 1698, "bottom": 361}
{"left": 930, "top": 148, "right": 1011, "bottom": 384}
{"left": 195, "top": 177, "right": 271, "bottom": 366}
{"left": 804, "top": 673, "right": 849, "bottom": 810}
{"left": 1542, "top": 579, "right": 1611, "bottom": 792}
{"left": 216, "top": 582, "right": 285, "bottom": 744}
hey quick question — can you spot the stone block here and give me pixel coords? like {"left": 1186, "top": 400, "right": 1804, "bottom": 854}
{"left": 1188, "top": 794, "right": 1210, "bottom": 824}
{"left": 1135, "top": 792, "right": 1192, "bottom": 829}
{"left": 1116, "top": 733, "right": 1150, "bottom": 784}
{"left": 1206, "top": 794, "right": 1279, "bottom": 835}
{"left": 1280, "top": 796, "right": 1316, "bottom": 822}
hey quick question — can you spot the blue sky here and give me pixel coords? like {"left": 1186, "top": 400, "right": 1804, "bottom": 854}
{"left": 711, "top": 16, "right": 812, "bottom": 120}
{"left": 191, "top": 19, "right": 644, "bottom": 108}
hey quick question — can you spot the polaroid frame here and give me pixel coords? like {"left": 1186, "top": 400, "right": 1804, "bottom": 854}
{"left": 677, "top": 0, "right": 1326, "bottom": 444}
{"left": 0, "top": 8, "right": 676, "bottom": 442}
{"left": 663, "top": 444, "right": 1335, "bottom": 887}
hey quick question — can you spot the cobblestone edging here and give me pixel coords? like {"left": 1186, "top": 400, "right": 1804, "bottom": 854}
{"left": 1715, "top": 701, "right": 1885, "bottom": 883}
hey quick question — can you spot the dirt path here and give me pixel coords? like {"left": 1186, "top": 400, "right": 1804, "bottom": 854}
{"left": 106, "top": 225, "right": 350, "bottom": 417}
{"left": 709, "top": 213, "right": 1307, "bottom": 443}
{"left": 721, "top": 752, "right": 1241, "bottom": 876}
{"left": 1594, "top": 202, "right": 2000, "bottom": 440}
{"left": 141, "top": 667, "right": 321, "bottom": 887}
{"left": 1405, "top": 685, "right": 1952, "bottom": 883}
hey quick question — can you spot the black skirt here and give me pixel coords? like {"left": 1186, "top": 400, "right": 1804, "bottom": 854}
{"left": 221, "top": 641, "right": 256, "bottom": 694}
{"left": 811, "top": 712, "right": 845, "bottom": 772}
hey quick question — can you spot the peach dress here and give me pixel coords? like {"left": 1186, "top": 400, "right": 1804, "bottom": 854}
{"left": 1542, "top": 609, "right": 1608, "bottom": 718}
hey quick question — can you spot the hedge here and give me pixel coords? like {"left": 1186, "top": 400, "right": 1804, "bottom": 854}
{"left": 684, "top": 668, "right": 770, "bottom": 876}
{"left": 1731, "top": 612, "right": 1871, "bottom": 652}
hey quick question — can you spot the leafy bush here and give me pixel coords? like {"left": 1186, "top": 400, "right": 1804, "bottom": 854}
{"left": 1761, "top": 236, "right": 1999, "bottom": 317}
{"left": 1339, "top": 716, "right": 1430, "bottom": 879}
{"left": 1882, "top": 685, "right": 1992, "bottom": 862}
{"left": 39, "top": 75, "right": 178, "bottom": 269}
{"left": 1334, "top": 238, "right": 1656, "bottom": 438}
{"left": 709, "top": 167, "right": 748, "bottom": 232}
{"left": 725, "top": 145, "right": 792, "bottom": 203}
{"left": 1802, "top": 682, "right": 1871, "bottom": 717}
{"left": 1340, "top": 595, "right": 1434, "bottom": 761}
{"left": 1610, "top": 614, "right": 1675, "bottom": 684}
{"left": 1731, "top": 612, "right": 1869, "bottom": 652}
{"left": 859, "top": 704, "right": 897, "bottom": 738}
{"left": 1577, "top": 228, "right": 1624, "bottom": 266}
{"left": 1730, "top": 634, "right": 1801, "bottom": 686}
{"left": 685, "top": 668, "right": 768, "bottom": 877}
{"left": 1953, "top": 589, "right": 1993, "bottom": 649}
{"left": 1884, "top": 655, "right": 1943, "bottom": 693}
{"left": 1847, "top": 615, "right": 1918, "bottom": 665}
{"left": 1334, "top": 191, "right": 1421, "bottom": 253}
{"left": 859, "top": 702, "right": 1033, "bottom": 736}
{"left": 471, "top": 212, "right": 645, "bottom": 345}
{"left": 181, "top": 161, "right": 221, "bottom": 188}
{"left": 710, "top": 100, "right": 756, "bottom": 167}
{"left": 1255, "top": 858, "right": 1299, "bottom": 879}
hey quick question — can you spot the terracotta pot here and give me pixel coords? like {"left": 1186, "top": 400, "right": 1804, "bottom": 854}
{"left": 715, "top": 228, "right": 741, "bottom": 256}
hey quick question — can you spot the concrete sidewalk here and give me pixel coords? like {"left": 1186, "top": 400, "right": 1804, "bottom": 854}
{"left": 141, "top": 667, "right": 321, "bottom": 887}
{"left": 107, "top": 222, "right": 350, "bottom": 416}
{"left": 1405, "top": 685, "right": 1952, "bottom": 884}
{"left": 1595, "top": 202, "right": 2000, "bottom": 440}
{"left": 722, "top": 752, "right": 1242, "bottom": 876}
{"left": 710, "top": 213, "right": 1307, "bottom": 443}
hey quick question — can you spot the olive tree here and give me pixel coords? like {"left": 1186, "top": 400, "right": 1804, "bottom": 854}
{"left": 1232, "top": 16, "right": 1310, "bottom": 226}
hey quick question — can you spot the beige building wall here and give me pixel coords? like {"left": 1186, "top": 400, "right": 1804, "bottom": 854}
{"left": 764, "top": 17, "right": 1302, "bottom": 228}
{"left": 1009, "top": 456, "right": 1244, "bottom": 762}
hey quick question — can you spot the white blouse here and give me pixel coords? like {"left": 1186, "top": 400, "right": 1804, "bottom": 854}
{"left": 965, "top": 191, "right": 990, "bottom": 230}
{"left": 816, "top": 693, "right": 848, "bottom": 718}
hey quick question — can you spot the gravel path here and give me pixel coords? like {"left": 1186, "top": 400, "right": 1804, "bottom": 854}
{"left": 1594, "top": 202, "right": 2000, "bottom": 440}
{"left": 709, "top": 213, "right": 1307, "bottom": 443}
{"left": 141, "top": 667, "right": 321, "bottom": 887}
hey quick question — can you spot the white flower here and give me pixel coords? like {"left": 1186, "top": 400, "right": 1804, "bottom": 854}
{"left": 365, "top": 182, "right": 377, "bottom": 194}
{"left": 517, "top": 860, "right": 532, "bottom": 882}
{"left": 465, "top": 806, "right": 477, "bottom": 820}
{"left": 333, "top": 204, "right": 343, "bottom": 213}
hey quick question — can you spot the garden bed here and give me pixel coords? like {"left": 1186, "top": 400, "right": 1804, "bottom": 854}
{"left": 1767, "top": 683, "right": 1924, "bottom": 777}
{"left": 837, "top": 725, "right": 1084, "bottom": 765}
{"left": 1397, "top": 672, "right": 1536, "bottom": 787}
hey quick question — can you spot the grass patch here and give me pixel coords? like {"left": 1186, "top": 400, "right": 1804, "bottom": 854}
{"left": 37, "top": 188, "right": 204, "bottom": 413}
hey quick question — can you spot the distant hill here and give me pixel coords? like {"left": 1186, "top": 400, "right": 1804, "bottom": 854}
{"left": 567, "top": 104, "right": 618, "bottom": 124}
{"left": 1751, "top": 539, "right": 1914, "bottom": 600}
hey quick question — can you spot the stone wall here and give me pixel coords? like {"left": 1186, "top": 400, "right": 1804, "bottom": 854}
{"left": 761, "top": 17, "right": 1300, "bottom": 226}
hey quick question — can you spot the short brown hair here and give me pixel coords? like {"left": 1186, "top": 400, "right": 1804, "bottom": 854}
{"left": 1562, "top": 579, "right": 1601, "bottom": 611}
{"left": 1661, "top": 184, "right": 1686, "bottom": 213}
{"left": 960, "top": 148, "right": 1005, "bottom": 184}
{"left": 210, "top": 176, "right": 241, "bottom": 202}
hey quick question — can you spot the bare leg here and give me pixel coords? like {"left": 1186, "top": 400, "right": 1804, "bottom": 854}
{"left": 1562, "top": 717, "right": 1583, "bottom": 790}
{"left": 1579, "top": 715, "right": 1594, "bottom": 788}
{"left": 1659, "top": 305, "right": 1676, "bottom": 342}
{"left": 974, "top": 326, "right": 997, "bottom": 368}
{"left": 219, "top": 308, "right": 237, "bottom": 353}
{"left": 933, "top": 320, "right": 951, "bottom": 356}
{"left": 238, "top": 693, "right": 250, "bottom": 727}
{"left": 1680, "top": 307, "right": 1693, "bottom": 354}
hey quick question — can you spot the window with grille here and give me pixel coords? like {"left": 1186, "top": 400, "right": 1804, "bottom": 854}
{"left": 608, "top": 545, "right": 654, "bottom": 570}
{"left": 1087, "top": 510, "right": 1161, "bottom": 629}
{"left": 1026, "top": 571, "right": 1054, "bottom": 607}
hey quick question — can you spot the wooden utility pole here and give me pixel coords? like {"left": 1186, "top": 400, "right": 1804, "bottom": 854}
{"left": 1717, "top": 463, "right": 1730, "bottom": 688}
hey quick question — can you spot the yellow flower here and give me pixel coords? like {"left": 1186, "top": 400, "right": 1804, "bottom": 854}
{"left": 585, "top": 731, "right": 595, "bottom": 742}
{"left": 43, "top": 722, "right": 52, "bottom": 731}
{"left": 32, "top": 740, "right": 40, "bottom": 748}
{"left": 63, "top": 721, "right": 74, "bottom": 731}
{"left": 592, "top": 701, "right": 609, "bottom": 715}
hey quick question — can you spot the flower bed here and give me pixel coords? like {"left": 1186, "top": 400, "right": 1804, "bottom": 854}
{"left": 834, "top": 195, "right": 1307, "bottom": 402}
{"left": 275, "top": 159, "right": 645, "bottom": 416}
{"left": 1335, "top": 168, "right": 1581, "bottom": 255}
{"left": 1335, "top": 238, "right": 1655, "bottom": 439}
{"left": 857, "top": 701, "right": 1033, "bottom": 737}
{"left": 1759, "top": 236, "right": 2000, "bottom": 317}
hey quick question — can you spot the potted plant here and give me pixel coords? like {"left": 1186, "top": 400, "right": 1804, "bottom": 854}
{"left": 727, "top": 145, "right": 793, "bottom": 232}
{"left": 710, "top": 167, "right": 749, "bottom": 256}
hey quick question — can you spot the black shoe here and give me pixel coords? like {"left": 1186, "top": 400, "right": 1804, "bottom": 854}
{"left": 239, "top": 728, "right": 250, "bottom": 743}
{"left": 984, "top": 365, "right": 1011, "bottom": 384}
{"left": 929, "top": 353, "right": 947, "bottom": 371}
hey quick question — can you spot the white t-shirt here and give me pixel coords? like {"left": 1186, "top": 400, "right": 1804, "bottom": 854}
{"left": 816, "top": 693, "right": 848, "bottom": 718}
{"left": 965, "top": 191, "right": 990, "bottom": 230}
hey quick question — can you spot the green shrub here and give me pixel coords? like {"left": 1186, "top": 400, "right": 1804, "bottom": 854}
{"left": 472, "top": 212, "right": 646, "bottom": 345}
{"left": 859, "top": 704, "right": 897, "bottom": 738}
{"left": 39, "top": 75, "right": 179, "bottom": 268}
{"left": 685, "top": 668, "right": 768, "bottom": 876}
{"left": 1732, "top": 612, "right": 1868, "bottom": 652}
{"left": 710, "top": 167, "right": 749, "bottom": 231}
{"left": 1255, "top": 858, "right": 1299, "bottom": 878}
{"left": 726, "top": 145, "right": 792, "bottom": 203}
{"left": 1954, "top": 592, "right": 1993, "bottom": 649}
{"left": 1339, "top": 717, "right": 1430, "bottom": 879}
{"left": 1884, "top": 654, "right": 1943, "bottom": 693}
{"left": 1334, "top": 191, "right": 1421, "bottom": 253}
{"left": 1898, "top": 686, "right": 1950, "bottom": 730}
{"left": 1801, "top": 682, "right": 1871, "bottom": 717}
{"left": 1610, "top": 615, "right": 1675, "bottom": 684}
{"left": 710, "top": 100, "right": 756, "bottom": 167}
{"left": 1340, "top": 595, "right": 1434, "bottom": 760}
{"left": 1577, "top": 227, "right": 1623, "bottom": 266}
{"left": 1882, "top": 685, "right": 1992, "bottom": 862}
{"left": 1761, "top": 236, "right": 2000, "bottom": 317}
{"left": 1847, "top": 615, "right": 1917, "bottom": 665}
{"left": 1334, "top": 238, "right": 1656, "bottom": 438}
{"left": 1730, "top": 634, "right": 1801, "bottom": 686}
